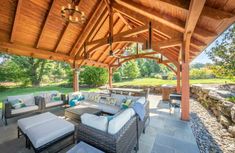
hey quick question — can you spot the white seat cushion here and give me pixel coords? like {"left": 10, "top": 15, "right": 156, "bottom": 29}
{"left": 8, "top": 93, "right": 35, "bottom": 106}
{"left": 45, "top": 101, "right": 63, "bottom": 108}
{"left": 79, "top": 101, "right": 99, "bottom": 108}
{"left": 18, "top": 112, "right": 58, "bottom": 133}
{"left": 81, "top": 113, "right": 108, "bottom": 132}
{"left": 98, "top": 103, "right": 120, "bottom": 114}
{"left": 12, "top": 105, "right": 38, "bottom": 115}
{"left": 26, "top": 118, "right": 75, "bottom": 148}
{"left": 108, "top": 108, "right": 135, "bottom": 135}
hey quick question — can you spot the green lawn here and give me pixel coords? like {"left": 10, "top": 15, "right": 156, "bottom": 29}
{"left": 113, "top": 78, "right": 234, "bottom": 86}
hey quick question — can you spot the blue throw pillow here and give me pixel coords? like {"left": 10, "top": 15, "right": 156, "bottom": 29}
{"left": 69, "top": 99, "right": 77, "bottom": 107}
{"left": 107, "top": 115, "right": 114, "bottom": 121}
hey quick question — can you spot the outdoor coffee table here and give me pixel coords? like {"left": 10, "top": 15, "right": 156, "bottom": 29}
{"left": 65, "top": 106, "right": 102, "bottom": 122}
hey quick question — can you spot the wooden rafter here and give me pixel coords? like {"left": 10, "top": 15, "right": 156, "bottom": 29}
{"left": 87, "top": 25, "right": 148, "bottom": 46}
{"left": 153, "top": 0, "right": 233, "bottom": 20}
{"left": 70, "top": 2, "right": 106, "bottom": 57}
{"left": 94, "top": 17, "right": 122, "bottom": 62}
{"left": 152, "top": 38, "right": 182, "bottom": 50}
{"left": 76, "top": 59, "right": 109, "bottom": 68}
{"left": 54, "top": 0, "right": 83, "bottom": 53}
{"left": 0, "top": 42, "right": 72, "bottom": 62}
{"left": 54, "top": 23, "right": 71, "bottom": 52}
{"left": 35, "top": 0, "right": 56, "bottom": 48}
{"left": 10, "top": 0, "right": 22, "bottom": 43}
{"left": 88, "top": 11, "right": 109, "bottom": 42}
{"left": 114, "top": 0, "right": 216, "bottom": 38}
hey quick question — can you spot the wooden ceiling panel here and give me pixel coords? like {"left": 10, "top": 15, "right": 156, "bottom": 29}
{"left": 0, "top": 0, "right": 17, "bottom": 42}
{"left": 56, "top": 24, "right": 82, "bottom": 54}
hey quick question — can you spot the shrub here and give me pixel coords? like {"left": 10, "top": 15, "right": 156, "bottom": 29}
{"left": 113, "top": 72, "right": 122, "bottom": 82}
{"left": 80, "top": 66, "right": 108, "bottom": 87}
{"left": 154, "top": 74, "right": 162, "bottom": 79}
{"left": 190, "top": 68, "right": 215, "bottom": 79}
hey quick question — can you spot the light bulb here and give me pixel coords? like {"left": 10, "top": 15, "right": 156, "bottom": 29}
{"left": 75, "top": 6, "right": 79, "bottom": 11}
{"left": 68, "top": 4, "right": 71, "bottom": 9}
{"left": 69, "top": 15, "right": 72, "bottom": 21}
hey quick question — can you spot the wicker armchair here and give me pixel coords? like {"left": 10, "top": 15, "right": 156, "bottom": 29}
{"left": 76, "top": 116, "right": 138, "bottom": 153}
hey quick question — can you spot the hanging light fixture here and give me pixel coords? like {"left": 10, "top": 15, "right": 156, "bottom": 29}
{"left": 61, "top": 0, "right": 86, "bottom": 24}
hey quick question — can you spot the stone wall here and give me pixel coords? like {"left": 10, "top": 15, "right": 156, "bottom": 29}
{"left": 190, "top": 85, "right": 235, "bottom": 137}
{"left": 112, "top": 85, "right": 176, "bottom": 94}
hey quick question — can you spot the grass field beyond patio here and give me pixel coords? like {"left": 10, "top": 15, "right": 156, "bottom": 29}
{"left": 113, "top": 78, "right": 234, "bottom": 86}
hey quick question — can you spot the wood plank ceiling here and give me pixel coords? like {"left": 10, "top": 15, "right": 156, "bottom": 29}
{"left": 0, "top": 0, "right": 235, "bottom": 69}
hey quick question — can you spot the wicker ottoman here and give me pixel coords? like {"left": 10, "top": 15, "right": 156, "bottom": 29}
{"left": 67, "top": 141, "right": 104, "bottom": 153}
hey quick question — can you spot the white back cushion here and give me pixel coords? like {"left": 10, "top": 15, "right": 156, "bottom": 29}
{"left": 111, "top": 94, "right": 126, "bottom": 106}
{"left": 81, "top": 113, "right": 108, "bottom": 132}
{"left": 108, "top": 108, "right": 135, "bottom": 135}
{"left": 8, "top": 94, "right": 35, "bottom": 106}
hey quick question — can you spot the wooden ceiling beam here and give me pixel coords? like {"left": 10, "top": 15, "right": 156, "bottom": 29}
{"left": 87, "top": 25, "right": 148, "bottom": 46}
{"left": 88, "top": 11, "right": 109, "bottom": 42}
{"left": 152, "top": 38, "right": 182, "bottom": 50}
{"left": 184, "top": 0, "right": 206, "bottom": 39}
{"left": 70, "top": 2, "right": 106, "bottom": 57}
{"left": 35, "top": 0, "right": 56, "bottom": 48}
{"left": 182, "top": 0, "right": 205, "bottom": 63}
{"left": 10, "top": 0, "right": 23, "bottom": 43}
{"left": 155, "top": 0, "right": 234, "bottom": 20}
{"left": 116, "top": 12, "right": 132, "bottom": 29}
{"left": 76, "top": 59, "right": 109, "bottom": 68}
{"left": 0, "top": 42, "right": 72, "bottom": 62}
{"left": 54, "top": 23, "right": 72, "bottom": 52}
{"left": 113, "top": 0, "right": 216, "bottom": 39}
{"left": 113, "top": 2, "right": 181, "bottom": 39}
{"left": 54, "top": 0, "right": 83, "bottom": 53}
{"left": 94, "top": 18, "right": 123, "bottom": 62}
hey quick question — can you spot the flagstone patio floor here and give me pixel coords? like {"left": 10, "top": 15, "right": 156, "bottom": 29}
{"left": 0, "top": 95, "right": 200, "bottom": 153}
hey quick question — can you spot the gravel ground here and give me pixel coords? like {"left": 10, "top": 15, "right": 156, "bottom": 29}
{"left": 190, "top": 99, "right": 235, "bottom": 153}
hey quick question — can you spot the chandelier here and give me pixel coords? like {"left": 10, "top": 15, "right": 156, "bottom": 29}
{"left": 61, "top": 0, "right": 86, "bottom": 24}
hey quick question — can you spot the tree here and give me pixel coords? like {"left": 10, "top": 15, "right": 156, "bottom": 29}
{"left": 80, "top": 66, "right": 108, "bottom": 87}
{"left": 123, "top": 61, "right": 140, "bottom": 79}
{"left": 190, "top": 63, "right": 205, "bottom": 69}
{"left": 10, "top": 56, "right": 48, "bottom": 86}
{"left": 206, "top": 25, "right": 235, "bottom": 78}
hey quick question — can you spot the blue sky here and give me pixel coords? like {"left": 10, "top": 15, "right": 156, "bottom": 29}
{"left": 191, "top": 36, "right": 223, "bottom": 64}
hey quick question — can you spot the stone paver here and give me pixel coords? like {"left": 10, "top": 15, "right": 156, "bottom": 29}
{"left": 137, "top": 95, "right": 200, "bottom": 153}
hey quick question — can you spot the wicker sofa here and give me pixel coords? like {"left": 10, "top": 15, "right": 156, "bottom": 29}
{"left": 67, "top": 91, "right": 149, "bottom": 153}
{"left": 2, "top": 94, "right": 42, "bottom": 125}
{"left": 35, "top": 91, "right": 65, "bottom": 110}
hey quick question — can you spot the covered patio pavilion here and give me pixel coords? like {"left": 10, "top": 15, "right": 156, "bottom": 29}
{"left": 1, "top": 0, "right": 235, "bottom": 122}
